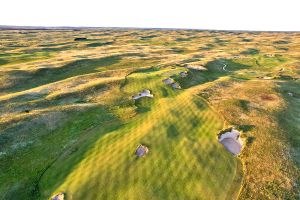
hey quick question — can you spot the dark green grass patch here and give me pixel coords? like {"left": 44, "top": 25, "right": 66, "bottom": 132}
{"left": 236, "top": 124, "right": 255, "bottom": 132}
{"left": 134, "top": 66, "right": 161, "bottom": 74}
{"left": 0, "top": 58, "right": 8, "bottom": 65}
{"left": 0, "top": 106, "right": 121, "bottom": 199}
{"left": 241, "top": 48, "right": 260, "bottom": 55}
{"left": 242, "top": 38, "right": 253, "bottom": 42}
{"left": 0, "top": 51, "right": 53, "bottom": 66}
{"left": 178, "top": 59, "right": 250, "bottom": 89}
{"left": 214, "top": 38, "right": 228, "bottom": 46}
{"left": 86, "top": 41, "right": 113, "bottom": 47}
{"left": 277, "top": 81, "right": 300, "bottom": 166}
{"left": 276, "top": 47, "right": 289, "bottom": 51}
{"left": 1, "top": 55, "right": 121, "bottom": 93}
{"left": 39, "top": 42, "right": 72, "bottom": 47}
{"left": 273, "top": 40, "right": 290, "bottom": 45}
{"left": 175, "top": 37, "right": 191, "bottom": 42}
{"left": 171, "top": 48, "right": 185, "bottom": 54}
{"left": 140, "top": 35, "right": 157, "bottom": 40}
{"left": 134, "top": 97, "right": 155, "bottom": 113}
{"left": 238, "top": 99, "right": 250, "bottom": 111}
{"left": 23, "top": 46, "right": 72, "bottom": 54}
{"left": 255, "top": 54, "right": 288, "bottom": 68}
{"left": 219, "top": 99, "right": 251, "bottom": 113}
{"left": 200, "top": 43, "right": 215, "bottom": 50}
{"left": 166, "top": 124, "right": 180, "bottom": 138}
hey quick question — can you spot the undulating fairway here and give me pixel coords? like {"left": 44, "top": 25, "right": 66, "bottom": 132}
{"left": 0, "top": 28, "right": 299, "bottom": 199}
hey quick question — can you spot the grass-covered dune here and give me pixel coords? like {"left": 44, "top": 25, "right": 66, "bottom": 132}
{"left": 0, "top": 29, "right": 299, "bottom": 199}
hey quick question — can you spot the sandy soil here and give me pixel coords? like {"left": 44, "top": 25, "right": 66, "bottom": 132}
{"left": 220, "top": 138, "right": 242, "bottom": 155}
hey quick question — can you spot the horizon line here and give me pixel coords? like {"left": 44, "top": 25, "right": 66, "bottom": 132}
{"left": 0, "top": 24, "right": 299, "bottom": 33}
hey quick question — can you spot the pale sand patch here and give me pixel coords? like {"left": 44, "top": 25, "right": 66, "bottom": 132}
{"left": 185, "top": 65, "right": 207, "bottom": 71}
{"left": 218, "top": 129, "right": 243, "bottom": 156}
{"left": 135, "top": 144, "right": 149, "bottom": 157}
{"left": 51, "top": 192, "right": 64, "bottom": 200}
{"left": 132, "top": 89, "right": 153, "bottom": 100}
{"left": 162, "top": 78, "right": 181, "bottom": 89}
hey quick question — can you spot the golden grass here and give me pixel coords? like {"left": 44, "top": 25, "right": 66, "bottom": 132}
{"left": 0, "top": 29, "right": 299, "bottom": 199}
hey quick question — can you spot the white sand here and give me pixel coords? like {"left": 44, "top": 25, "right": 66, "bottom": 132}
{"left": 132, "top": 89, "right": 153, "bottom": 100}
{"left": 162, "top": 78, "right": 175, "bottom": 85}
{"left": 185, "top": 65, "right": 207, "bottom": 71}
{"left": 219, "top": 129, "right": 243, "bottom": 155}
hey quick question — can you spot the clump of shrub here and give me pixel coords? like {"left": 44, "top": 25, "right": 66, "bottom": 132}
{"left": 87, "top": 42, "right": 113, "bottom": 47}
{"left": 241, "top": 48, "right": 260, "bottom": 55}
{"left": 242, "top": 38, "right": 253, "bottom": 42}
{"left": 273, "top": 40, "right": 289, "bottom": 45}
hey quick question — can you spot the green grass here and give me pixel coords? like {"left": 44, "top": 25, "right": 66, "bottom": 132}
{"left": 86, "top": 42, "right": 113, "bottom": 47}
{"left": 0, "top": 58, "right": 8, "bottom": 65}
{"left": 241, "top": 48, "right": 260, "bottom": 55}
{"left": 1, "top": 106, "right": 121, "bottom": 199}
{"left": 1, "top": 55, "right": 121, "bottom": 93}
{"left": 1, "top": 29, "right": 299, "bottom": 200}
{"left": 0, "top": 52, "right": 52, "bottom": 66}
{"left": 39, "top": 69, "right": 241, "bottom": 199}
{"left": 277, "top": 81, "right": 300, "bottom": 166}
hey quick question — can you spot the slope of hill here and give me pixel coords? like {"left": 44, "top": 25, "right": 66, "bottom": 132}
{"left": 0, "top": 29, "right": 299, "bottom": 199}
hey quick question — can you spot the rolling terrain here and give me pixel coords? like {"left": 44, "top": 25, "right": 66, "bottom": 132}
{"left": 0, "top": 28, "right": 299, "bottom": 199}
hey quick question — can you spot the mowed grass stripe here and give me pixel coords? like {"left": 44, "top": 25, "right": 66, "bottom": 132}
{"left": 40, "top": 69, "right": 240, "bottom": 199}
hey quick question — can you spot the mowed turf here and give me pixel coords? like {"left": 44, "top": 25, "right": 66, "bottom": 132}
{"left": 1, "top": 29, "right": 299, "bottom": 199}
{"left": 40, "top": 69, "right": 241, "bottom": 199}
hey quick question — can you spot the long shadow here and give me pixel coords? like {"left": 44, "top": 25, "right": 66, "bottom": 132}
{"left": 35, "top": 123, "right": 124, "bottom": 199}
{"left": 23, "top": 46, "right": 72, "bottom": 54}
{"left": 119, "top": 66, "right": 158, "bottom": 92}
{"left": 2, "top": 106, "right": 124, "bottom": 200}
{"left": 277, "top": 81, "right": 300, "bottom": 167}
{"left": 0, "top": 106, "right": 121, "bottom": 199}
{"left": 1, "top": 55, "right": 122, "bottom": 93}
{"left": 86, "top": 41, "right": 113, "bottom": 47}
{"left": 177, "top": 58, "right": 250, "bottom": 89}
{"left": 36, "top": 62, "right": 250, "bottom": 199}
{"left": 0, "top": 58, "right": 8, "bottom": 65}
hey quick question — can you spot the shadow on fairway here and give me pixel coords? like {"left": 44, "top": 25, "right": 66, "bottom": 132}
{"left": 178, "top": 58, "right": 250, "bottom": 89}
{"left": 1, "top": 55, "right": 121, "bottom": 93}
{"left": 277, "top": 81, "right": 300, "bottom": 167}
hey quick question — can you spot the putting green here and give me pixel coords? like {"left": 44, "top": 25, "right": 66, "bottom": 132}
{"left": 40, "top": 68, "right": 242, "bottom": 199}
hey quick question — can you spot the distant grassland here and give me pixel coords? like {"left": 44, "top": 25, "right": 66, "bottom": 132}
{"left": 0, "top": 29, "right": 299, "bottom": 200}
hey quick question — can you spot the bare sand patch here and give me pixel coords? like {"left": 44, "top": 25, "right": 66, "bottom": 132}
{"left": 179, "top": 71, "right": 188, "bottom": 77}
{"left": 162, "top": 78, "right": 175, "bottom": 85}
{"left": 135, "top": 144, "right": 149, "bottom": 157}
{"left": 51, "top": 192, "right": 64, "bottom": 200}
{"left": 218, "top": 128, "right": 243, "bottom": 155}
{"left": 132, "top": 89, "right": 153, "bottom": 100}
{"left": 185, "top": 65, "right": 207, "bottom": 71}
{"left": 162, "top": 78, "right": 181, "bottom": 89}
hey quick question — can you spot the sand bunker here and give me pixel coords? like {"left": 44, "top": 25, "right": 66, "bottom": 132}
{"left": 163, "top": 78, "right": 175, "bottom": 85}
{"left": 185, "top": 65, "right": 207, "bottom": 71}
{"left": 218, "top": 128, "right": 243, "bottom": 155}
{"left": 179, "top": 71, "right": 188, "bottom": 77}
{"left": 135, "top": 144, "right": 149, "bottom": 157}
{"left": 163, "top": 78, "right": 181, "bottom": 89}
{"left": 51, "top": 192, "right": 64, "bottom": 200}
{"left": 171, "top": 82, "right": 181, "bottom": 89}
{"left": 132, "top": 89, "right": 153, "bottom": 100}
